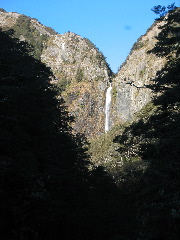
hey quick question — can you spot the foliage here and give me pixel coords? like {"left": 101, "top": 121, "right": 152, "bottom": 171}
{"left": 131, "top": 39, "right": 145, "bottom": 51}
{"left": 112, "top": 86, "right": 117, "bottom": 99}
{"left": 83, "top": 37, "right": 113, "bottom": 75}
{"left": 88, "top": 123, "right": 129, "bottom": 177}
{"left": 75, "top": 67, "right": 84, "bottom": 82}
{"left": 148, "top": 9, "right": 179, "bottom": 58}
{"left": 56, "top": 78, "right": 69, "bottom": 92}
{"left": 7, "top": 15, "right": 49, "bottom": 59}
{"left": 151, "top": 3, "right": 176, "bottom": 18}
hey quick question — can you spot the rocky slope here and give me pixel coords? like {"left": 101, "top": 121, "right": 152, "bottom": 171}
{"left": 0, "top": 9, "right": 112, "bottom": 138}
{"left": 41, "top": 32, "right": 112, "bottom": 137}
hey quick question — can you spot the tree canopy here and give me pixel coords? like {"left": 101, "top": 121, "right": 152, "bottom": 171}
{"left": 151, "top": 2, "right": 176, "bottom": 17}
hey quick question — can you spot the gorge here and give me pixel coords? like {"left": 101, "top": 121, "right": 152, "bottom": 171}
{"left": 0, "top": 8, "right": 171, "bottom": 139}
{"left": 0, "top": 7, "right": 179, "bottom": 240}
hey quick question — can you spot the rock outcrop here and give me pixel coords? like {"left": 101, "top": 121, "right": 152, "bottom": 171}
{"left": 110, "top": 20, "right": 167, "bottom": 127}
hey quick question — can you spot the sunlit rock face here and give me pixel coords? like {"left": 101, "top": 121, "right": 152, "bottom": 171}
{"left": 110, "top": 20, "right": 167, "bottom": 125}
{"left": 0, "top": 9, "right": 112, "bottom": 139}
{"left": 41, "top": 32, "right": 112, "bottom": 138}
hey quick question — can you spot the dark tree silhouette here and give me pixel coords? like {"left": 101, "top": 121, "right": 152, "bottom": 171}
{"left": 0, "top": 28, "right": 91, "bottom": 239}
{"left": 0, "top": 29, "right": 132, "bottom": 240}
{"left": 151, "top": 3, "right": 176, "bottom": 18}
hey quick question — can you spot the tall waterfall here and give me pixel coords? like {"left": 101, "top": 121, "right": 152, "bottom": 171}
{"left": 105, "top": 83, "right": 112, "bottom": 132}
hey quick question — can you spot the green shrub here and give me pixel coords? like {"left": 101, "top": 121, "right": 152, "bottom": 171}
{"left": 12, "top": 15, "right": 48, "bottom": 59}
{"left": 112, "top": 86, "right": 117, "bottom": 99}
{"left": 76, "top": 68, "right": 84, "bottom": 82}
{"left": 56, "top": 78, "right": 69, "bottom": 92}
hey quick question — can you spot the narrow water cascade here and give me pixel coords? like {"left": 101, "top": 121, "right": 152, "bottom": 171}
{"left": 105, "top": 83, "right": 112, "bottom": 132}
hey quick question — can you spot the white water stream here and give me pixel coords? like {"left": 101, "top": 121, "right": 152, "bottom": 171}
{"left": 105, "top": 83, "right": 112, "bottom": 132}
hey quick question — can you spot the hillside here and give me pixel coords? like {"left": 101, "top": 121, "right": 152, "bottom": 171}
{"left": 0, "top": 9, "right": 112, "bottom": 138}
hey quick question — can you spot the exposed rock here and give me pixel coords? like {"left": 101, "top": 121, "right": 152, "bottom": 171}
{"left": 0, "top": 11, "right": 20, "bottom": 28}
{"left": 41, "top": 32, "right": 112, "bottom": 138}
{"left": 110, "top": 19, "right": 167, "bottom": 126}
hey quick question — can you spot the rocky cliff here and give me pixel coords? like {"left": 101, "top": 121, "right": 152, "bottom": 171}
{"left": 41, "top": 32, "right": 112, "bottom": 137}
{"left": 110, "top": 19, "right": 168, "bottom": 127}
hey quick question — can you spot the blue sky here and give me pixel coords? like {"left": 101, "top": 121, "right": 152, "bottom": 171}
{"left": 1, "top": 0, "right": 179, "bottom": 72}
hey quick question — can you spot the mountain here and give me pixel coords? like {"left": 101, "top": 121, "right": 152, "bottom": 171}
{"left": 0, "top": 8, "right": 177, "bottom": 139}
{"left": 90, "top": 7, "right": 179, "bottom": 173}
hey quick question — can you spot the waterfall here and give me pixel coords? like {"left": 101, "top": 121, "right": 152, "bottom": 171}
{"left": 105, "top": 83, "right": 112, "bottom": 132}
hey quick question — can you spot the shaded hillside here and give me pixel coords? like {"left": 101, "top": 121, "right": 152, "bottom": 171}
{"left": 0, "top": 29, "right": 141, "bottom": 240}
{"left": 0, "top": 28, "right": 88, "bottom": 239}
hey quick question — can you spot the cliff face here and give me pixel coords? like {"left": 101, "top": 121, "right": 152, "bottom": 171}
{"left": 110, "top": 20, "right": 167, "bottom": 126}
{"left": 41, "top": 32, "right": 111, "bottom": 137}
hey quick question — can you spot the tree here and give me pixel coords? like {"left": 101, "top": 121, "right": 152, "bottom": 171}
{"left": 151, "top": 2, "right": 176, "bottom": 18}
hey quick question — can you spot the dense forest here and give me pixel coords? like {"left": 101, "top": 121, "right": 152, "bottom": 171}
{"left": 0, "top": 7, "right": 179, "bottom": 240}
